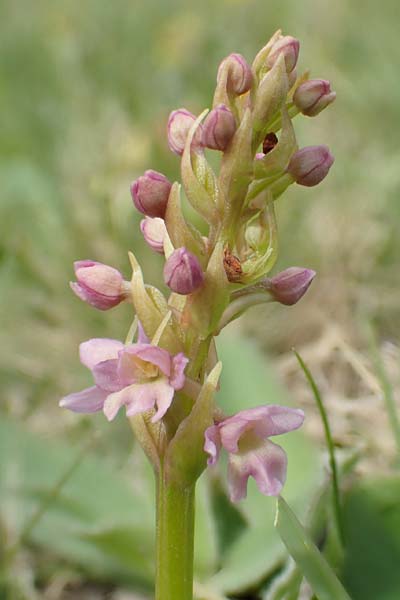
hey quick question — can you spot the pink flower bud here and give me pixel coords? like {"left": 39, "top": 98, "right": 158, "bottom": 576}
{"left": 217, "top": 53, "right": 253, "bottom": 95}
{"left": 202, "top": 104, "right": 236, "bottom": 151}
{"left": 70, "top": 260, "right": 129, "bottom": 310}
{"left": 293, "top": 79, "right": 336, "bottom": 117}
{"left": 267, "top": 267, "right": 316, "bottom": 305}
{"left": 130, "top": 170, "right": 171, "bottom": 218}
{"left": 167, "top": 108, "right": 203, "bottom": 156}
{"left": 287, "top": 145, "right": 334, "bottom": 187}
{"left": 140, "top": 217, "right": 167, "bottom": 254}
{"left": 266, "top": 36, "right": 300, "bottom": 73}
{"left": 163, "top": 247, "right": 204, "bottom": 295}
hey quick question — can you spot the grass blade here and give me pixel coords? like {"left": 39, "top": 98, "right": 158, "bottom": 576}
{"left": 275, "top": 497, "right": 351, "bottom": 600}
{"left": 293, "top": 349, "right": 344, "bottom": 545}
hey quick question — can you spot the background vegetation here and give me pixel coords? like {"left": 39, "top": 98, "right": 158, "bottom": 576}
{"left": 1, "top": 0, "right": 399, "bottom": 598}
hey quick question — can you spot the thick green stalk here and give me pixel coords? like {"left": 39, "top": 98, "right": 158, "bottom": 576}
{"left": 155, "top": 466, "right": 195, "bottom": 600}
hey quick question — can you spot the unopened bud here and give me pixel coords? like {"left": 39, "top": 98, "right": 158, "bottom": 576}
{"left": 217, "top": 53, "right": 253, "bottom": 95}
{"left": 202, "top": 104, "right": 236, "bottom": 151}
{"left": 140, "top": 217, "right": 167, "bottom": 254}
{"left": 167, "top": 109, "right": 203, "bottom": 156}
{"left": 287, "top": 145, "right": 334, "bottom": 187}
{"left": 266, "top": 36, "right": 300, "bottom": 73}
{"left": 163, "top": 247, "right": 204, "bottom": 295}
{"left": 268, "top": 267, "right": 316, "bottom": 305}
{"left": 293, "top": 79, "right": 336, "bottom": 117}
{"left": 131, "top": 170, "right": 171, "bottom": 218}
{"left": 70, "top": 260, "right": 129, "bottom": 310}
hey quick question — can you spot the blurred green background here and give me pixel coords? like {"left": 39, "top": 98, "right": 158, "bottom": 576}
{"left": 1, "top": 0, "right": 400, "bottom": 598}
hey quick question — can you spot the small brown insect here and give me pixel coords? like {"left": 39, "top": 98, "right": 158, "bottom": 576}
{"left": 223, "top": 247, "right": 243, "bottom": 283}
{"left": 262, "top": 132, "right": 278, "bottom": 154}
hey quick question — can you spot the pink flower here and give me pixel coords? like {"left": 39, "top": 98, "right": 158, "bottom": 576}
{"left": 140, "top": 217, "right": 167, "bottom": 254}
{"left": 163, "top": 247, "right": 204, "bottom": 295}
{"left": 266, "top": 36, "right": 300, "bottom": 73}
{"left": 60, "top": 338, "right": 188, "bottom": 423}
{"left": 267, "top": 267, "right": 316, "bottom": 305}
{"left": 202, "top": 104, "right": 236, "bottom": 151}
{"left": 293, "top": 79, "right": 336, "bottom": 117}
{"left": 217, "top": 53, "right": 253, "bottom": 95}
{"left": 70, "top": 260, "right": 129, "bottom": 311}
{"left": 167, "top": 109, "right": 203, "bottom": 156}
{"left": 130, "top": 170, "right": 172, "bottom": 218}
{"left": 287, "top": 145, "right": 334, "bottom": 187}
{"left": 204, "top": 405, "right": 304, "bottom": 502}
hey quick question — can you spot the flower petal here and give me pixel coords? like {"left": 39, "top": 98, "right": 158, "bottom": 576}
{"left": 170, "top": 352, "right": 189, "bottom": 389}
{"left": 122, "top": 344, "right": 172, "bottom": 377}
{"left": 204, "top": 425, "right": 222, "bottom": 466}
{"left": 227, "top": 439, "right": 287, "bottom": 502}
{"left": 148, "top": 379, "right": 175, "bottom": 422}
{"left": 92, "top": 359, "right": 121, "bottom": 392}
{"left": 59, "top": 386, "right": 107, "bottom": 413}
{"left": 79, "top": 338, "right": 124, "bottom": 370}
{"left": 220, "top": 405, "right": 304, "bottom": 453}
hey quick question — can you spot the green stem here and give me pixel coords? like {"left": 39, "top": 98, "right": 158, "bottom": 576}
{"left": 155, "top": 466, "right": 195, "bottom": 600}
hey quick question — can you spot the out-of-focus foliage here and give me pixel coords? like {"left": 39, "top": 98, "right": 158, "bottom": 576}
{"left": 1, "top": 0, "right": 400, "bottom": 598}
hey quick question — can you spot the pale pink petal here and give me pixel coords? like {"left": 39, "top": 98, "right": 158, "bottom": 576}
{"left": 121, "top": 344, "right": 172, "bottom": 377}
{"left": 149, "top": 379, "right": 175, "bottom": 422}
{"left": 59, "top": 386, "right": 107, "bottom": 413}
{"left": 170, "top": 353, "right": 189, "bottom": 389}
{"left": 125, "top": 384, "right": 158, "bottom": 418}
{"left": 220, "top": 405, "right": 304, "bottom": 453}
{"left": 227, "top": 439, "right": 287, "bottom": 502}
{"left": 92, "top": 359, "right": 121, "bottom": 392}
{"left": 103, "top": 385, "right": 148, "bottom": 421}
{"left": 79, "top": 338, "right": 124, "bottom": 370}
{"left": 204, "top": 425, "right": 222, "bottom": 466}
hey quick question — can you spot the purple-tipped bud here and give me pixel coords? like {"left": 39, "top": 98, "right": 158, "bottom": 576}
{"left": 266, "top": 36, "right": 300, "bottom": 73}
{"left": 163, "top": 247, "right": 204, "bottom": 295}
{"left": 131, "top": 170, "right": 171, "bottom": 218}
{"left": 202, "top": 104, "right": 236, "bottom": 151}
{"left": 140, "top": 217, "right": 167, "bottom": 254}
{"left": 268, "top": 267, "right": 316, "bottom": 305}
{"left": 287, "top": 145, "right": 334, "bottom": 187}
{"left": 217, "top": 53, "right": 253, "bottom": 95}
{"left": 293, "top": 79, "right": 336, "bottom": 117}
{"left": 70, "top": 260, "right": 129, "bottom": 310}
{"left": 167, "top": 109, "right": 203, "bottom": 156}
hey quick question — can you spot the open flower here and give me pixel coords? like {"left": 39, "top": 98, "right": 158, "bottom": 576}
{"left": 60, "top": 338, "right": 188, "bottom": 422}
{"left": 204, "top": 405, "right": 304, "bottom": 502}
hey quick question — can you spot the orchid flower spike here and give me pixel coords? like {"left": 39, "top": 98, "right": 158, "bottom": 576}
{"left": 204, "top": 405, "right": 304, "bottom": 502}
{"left": 60, "top": 338, "right": 188, "bottom": 423}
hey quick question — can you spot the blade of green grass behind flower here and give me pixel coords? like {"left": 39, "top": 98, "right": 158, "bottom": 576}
{"left": 275, "top": 497, "right": 351, "bottom": 600}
